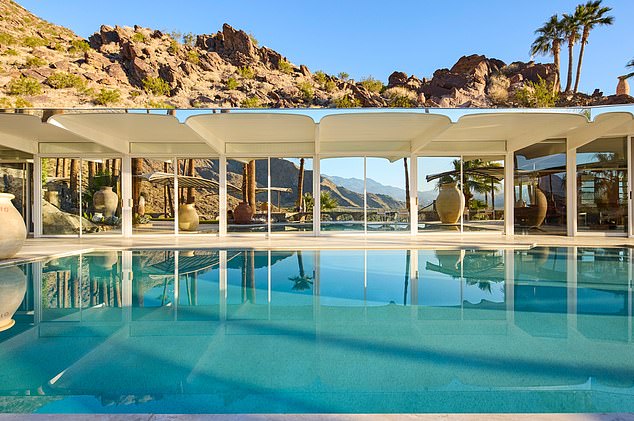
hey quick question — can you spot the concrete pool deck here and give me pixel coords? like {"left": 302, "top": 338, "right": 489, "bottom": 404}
{"left": 4, "top": 233, "right": 634, "bottom": 266}
{"left": 1, "top": 414, "right": 634, "bottom": 420}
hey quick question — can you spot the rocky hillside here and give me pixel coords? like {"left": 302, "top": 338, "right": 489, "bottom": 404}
{"left": 1, "top": 0, "right": 632, "bottom": 109}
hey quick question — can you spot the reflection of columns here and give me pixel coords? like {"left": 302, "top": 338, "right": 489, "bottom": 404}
{"left": 34, "top": 156, "right": 42, "bottom": 237}
{"left": 628, "top": 249, "right": 632, "bottom": 342}
{"left": 313, "top": 251, "right": 320, "bottom": 322}
{"left": 313, "top": 155, "right": 321, "bottom": 237}
{"left": 219, "top": 250, "right": 227, "bottom": 322}
{"left": 504, "top": 151, "right": 514, "bottom": 236}
{"left": 267, "top": 250, "right": 271, "bottom": 320}
{"left": 410, "top": 154, "right": 418, "bottom": 236}
{"left": 33, "top": 261, "right": 42, "bottom": 326}
{"left": 121, "top": 155, "right": 132, "bottom": 237}
{"left": 174, "top": 251, "right": 179, "bottom": 320}
{"left": 410, "top": 249, "right": 418, "bottom": 307}
{"left": 504, "top": 249, "right": 515, "bottom": 325}
{"left": 566, "top": 140, "right": 577, "bottom": 237}
{"left": 121, "top": 251, "right": 133, "bottom": 323}
{"left": 567, "top": 247, "right": 578, "bottom": 331}
{"left": 219, "top": 155, "right": 227, "bottom": 236}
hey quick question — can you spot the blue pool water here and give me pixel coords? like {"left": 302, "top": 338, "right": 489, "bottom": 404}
{"left": 0, "top": 247, "right": 633, "bottom": 413}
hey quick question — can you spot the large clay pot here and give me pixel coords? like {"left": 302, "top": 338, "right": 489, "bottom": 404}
{"left": 0, "top": 193, "right": 27, "bottom": 260}
{"left": 93, "top": 186, "right": 118, "bottom": 218}
{"left": 435, "top": 183, "right": 465, "bottom": 224}
{"left": 617, "top": 77, "right": 630, "bottom": 96}
{"left": 91, "top": 251, "right": 119, "bottom": 270}
{"left": 0, "top": 266, "right": 27, "bottom": 332}
{"left": 531, "top": 187, "right": 548, "bottom": 227}
{"left": 234, "top": 202, "right": 253, "bottom": 224}
{"left": 178, "top": 203, "right": 199, "bottom": 231}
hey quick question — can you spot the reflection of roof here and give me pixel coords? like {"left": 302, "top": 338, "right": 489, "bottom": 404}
{"left": 141, "top": 172, "right": 292, "bottom": 194}
{"left": 145, "top": 250, "right": 242, "bottom": 276}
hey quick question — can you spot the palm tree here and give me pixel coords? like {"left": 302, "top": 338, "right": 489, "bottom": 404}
{"left": 320, "top": 191, "right": 338, "bottom": 211}
{"left": 531, "top": 14, "right": 564, "bottom": 92}
{"left": 625, "top": 58, "right": 634, "bottom": 79}
{"left": 296, "top": 158, "right": 305, "bottom": 211}
{"left": 561, "top": 13, "right": 581, "bottom": 92}
{"left": 289, "top": 250, "right": 313, "bottom": 291}
{"left": 573, "top": 0, "right": 614, "bottom": 93}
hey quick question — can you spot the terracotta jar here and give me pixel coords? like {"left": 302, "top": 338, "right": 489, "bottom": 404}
{"left": 178, "top": 203, "right": 200, "bottom": 231}
{"left": 234, "top": 202, "right": 253, "bottom": 224}
{"left": 93, "top": 186, "right": 118, "bottom": 218}
{"left": 531, "top": 187, "right": 548, "bottom": 227}
{"left": 0, "top": 266, "right": 27, "bottom": 332}
{"left": 617, "top": 77, "right": 630, "bottom": 96}
{"left": 0, "top": 193, "right": 27, "bottom": 259}
{"left": 435, "top": 183, "right": 465, "bottom": 224}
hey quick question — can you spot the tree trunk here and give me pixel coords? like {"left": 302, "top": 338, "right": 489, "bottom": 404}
{"left": 297, "top": 250, "right": 305, "bottom": 278}
{"left": 187, "top": 158, "right": 195, "bottom": 203}
{"left": 88, "top": 161, "right": 95, "bottom": 187}
{"left": 297, "top": 158, "right": 305, "bottom": 210}
{"left": 573, "top": 30, "right": 589, "bottom": 93}
{"left": 247, "top": 160, "right": 256, "bottom": 208}
{"left": 553, "top": 41, "right": 561, "bottom": 92}
{"left": 565, "top": 40, "right": 574, "bottom": 92}
{"left": 69, "top": 159, "right": 80, "bottom": 206}
{"left": 242, "top": 163, "right": 248, "bottom": 202}
{"left": 404, "top": 158, "right": 410, "bottom": 211}
{"left": 55, "top": 158, "right": 60, "bottom": 178}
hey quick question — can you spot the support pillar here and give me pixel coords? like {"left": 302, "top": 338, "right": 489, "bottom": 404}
{"left": 313, "top": 155, "right": 321, "bottom": 237}
{"left": 121, "top": 155, "right": 132, "bottom": 237}
{"left": 219, "top": 155, "right": 227, "bottom": 236}
{"left": 504, "top": 150, "right": 514, "bottom": 237}
{"left": 410, "top": 154, "right": 418, "bottom": 236}
{"left": 33, "top": 155, "right": 42, "bottom": 237}
{"left": 566, "top": 141, "right": 577, "bottom": 237}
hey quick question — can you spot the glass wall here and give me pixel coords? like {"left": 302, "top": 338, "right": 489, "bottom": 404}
{"left": 418, "top": 157, "right": 461, "bottom": 232}
{"left": 270, "top": 158, "right": 313, "bottom": 233}
{"left": 577, "top": 137, "right": 628, "bottom": 233}
{"left": 463, "top": 156, "right": 504, "bottom": 232}
{"left": 320, "top": 158, "right": 365, "bottom": 232}
{"left": 514, "top": 139, "right": 567, "bottom": 235}
{"left": 177, "top": 159, "right": 220, "bottom": 234}
{"left": 41, "top": 157, "right": 81, "bottom": 235}
{"left": 366, "top": 158, "right": 410, "bottom": 232}
{"left": 132, "top": 158, "right": 174, "bottom": 235}
{"left": 227, "top": 158, "right": 269, "bottom": 233}
{"left": 82, "top": 158, "right": 122, "bottom": 236}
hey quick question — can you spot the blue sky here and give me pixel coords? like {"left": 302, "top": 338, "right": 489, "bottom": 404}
{"left": 13, "top": 0, "right": 634, "bottom": 190}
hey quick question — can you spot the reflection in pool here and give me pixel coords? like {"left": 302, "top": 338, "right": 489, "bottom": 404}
{"left": 0, "top": 247, "right": 632, "bottom": 413}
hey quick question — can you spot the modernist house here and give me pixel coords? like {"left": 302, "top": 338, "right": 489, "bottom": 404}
{"left": 1, "top": 106, "right": 633, "bottom": 239}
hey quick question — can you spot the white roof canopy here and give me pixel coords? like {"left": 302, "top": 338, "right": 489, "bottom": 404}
{"left": 0, "top": 110, "right": 632, "bottom": 158}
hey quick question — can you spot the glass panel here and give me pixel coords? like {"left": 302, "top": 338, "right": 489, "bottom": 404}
{"left": 514, "top": 139, "right": 567, "bottom": 235}
{"left": 133, "top": 158, "right": 174, "bottom": 235}
{"left": 365, "top": 158, "right": 410, "bottom": 232}
{"left": 227, "top": 159, "right": 269, "bottom": 233}
{"left": 0, "top": 162, "right": 27, "bottom": 220}
{"left": 41, "top": 158, "right": 81, "bottom": 235}
{"left": 176, "top": 250, "right": 220, "bottom": 321}
{"left": 226, "top": 250, "right": 269, "bottom": 319}
{"left": 270, "top": 158, "right": 314, "bottom": 233}
{"left": 131, "top": 250, "right": 175, "bottom": 321}
{"left": 82, "top": 158, "right": 122, "bottom": 235}
{"left": 320, "top": 157, "right": 364, "bottom": 232}
{"left": 271, "top": 251, "right": 314, "bottom": 320}
{"left": 577, "top": 137, "right": 628, "bottom": 233}
{"left": 417, "top": 156, "right": 462, "bottom": 232}
{"left": 462, "top": 156, "right": 504, "bottom": 232}
{"left": 177, "top": 158, "right": 220, "bottom": 234}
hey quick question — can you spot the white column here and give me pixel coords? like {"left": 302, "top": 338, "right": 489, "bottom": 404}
{"left": 363, "top": 157, "right": 367, "bottom": 235}
{"left": 313, "top": 155, "right": 321, "bottom": 236}
{"left": 173, "top": 157, "right": 179, "bottom": 235}
{"left": 628, "top": 136, "right": 633, "bottom": 238}
{"left": 33, "top": 155, "right": 42, "bottom": 237}
{"left": 267, "top": 157, "right": 271, "bottom": 237}
{"left": 121, "top": 155, "right": 133, "bottom": 237}
{"left": 566, "top": 141, "right": 577, "bottom": 237}
{"left": 219, "top": 155, "right": 227, "bottom": 236}
{"left": 504, "top": 151, "right": 514, "bottom": 237}
{"left": 410, "top": 154, "right": 418, "bottom": 236}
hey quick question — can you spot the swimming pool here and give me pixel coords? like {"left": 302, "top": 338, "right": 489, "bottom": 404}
{"left": 0, "top": 247, "right": 632, "bottom": 414}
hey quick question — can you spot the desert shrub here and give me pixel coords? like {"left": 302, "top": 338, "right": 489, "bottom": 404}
{"left": 14, "top": 97, "right": 32, "bottom": 108}
{"left": 237, "top": 65, "right": 255, "bottom": 79}
{"left": 514, "top": 76, "right": 558, "bottom": 108}
{"left": 46, "top": 72, "right": 86, "bottom": 90}
{"left": 22, "top": 36, "right": 47, "bottom": 48}
{"left": 142, "top": 76, "right": 171, "bottom": 96}
{"left": 337, "top": 71, "right": 349, "bottom": 81}
{"left": 324, "top": 80, "right": 337, "bottom": 92}
{"left": 93, "top": 88, "right": 121, "bottom": 105}
{"left": 278, "top": 59, "right": 293, "bottom": 75}
{"left": 167, "top": 39, "right": 179, "bottom": 54}
{"left": 0, "top": 32, "right": 16, "bottom": 45}
{"left": 129, "top": 90, "right": 142, "bottom": 98}
{"left": 25, "top": 56, "right": 46, "bottom": 67}
{"left": 298, "top": 81, "right": 314, "bottom": 101}
{"left": 0, "top": 97, "right": 13, "bottom": 108}
{"left": 248, "top": 32, "right": 259, "bottom": 47}
{"left": 182, "top": 32, "right": 196, "bottom": 47}
{"left": 132, "top": 32, "right": 147, "bottom": 43}
{"left": 7, "top": 76, "right": 42, "bottom": 95}
{"left": 240, "top": 96, "right": 261, "bottom": 108}
{"left": 314, "top": 70, "right": 327, "bottom": 85}
{"left": 226, "top": 77, "right": 239, "bottom": 90}
{"left": 487, "top": 74, "right": 510, "bottom": 103}
{"left": 360, "top": 76, "right": 383, "bottom": 93}
{"left": 4, "top": 48, "right": 18, "bottom": 56}
{"left": 68, "top": 39, "right": 90, "bottom": 54}
{"left": 147, "top": 100, "right": 174, "bottom": 109}
{"left": 333, "top": 93, "right": 361, "bottom": 108}
{"left": 383, "top": 87, "right": 417, "bottom": 108}
{"left": 186, "top": 50, "right": 200, "bottom": 65}
{"left": 52, "top": 42, "right": 65, "bottom": 52}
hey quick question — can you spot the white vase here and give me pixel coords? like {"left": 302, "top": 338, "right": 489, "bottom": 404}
{"left": 0, "top": 266, "right": 27, "bottom": 332}
{"left": 178, "top": 203, "right": 199, "bottom": 231}
{"left": 93, "top": 186, "right": 118, "bottom": 218}
{"left": 0, "top": 193, "right": 27, "bottom": 259}
{"left": 435, "top": 182, "right": 465, "bottom": 224}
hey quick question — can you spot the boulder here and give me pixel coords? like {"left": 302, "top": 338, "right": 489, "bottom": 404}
{"left": 106, "top": 63, "right": 128, "bottom": 83}
{"left": 299, "top": 65, "right": 311, "bottom": 77}
{"left": 388, "top": 71, "right": 408, "bottom": 88}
